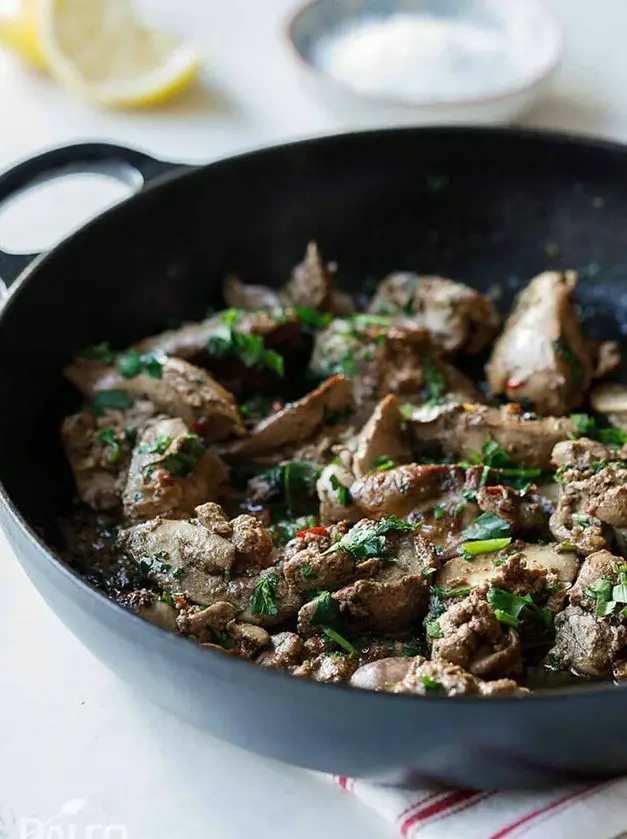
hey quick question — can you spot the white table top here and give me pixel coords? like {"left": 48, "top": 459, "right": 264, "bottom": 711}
{"left": 1, "top": 1, "right": 626, "bottom": 836}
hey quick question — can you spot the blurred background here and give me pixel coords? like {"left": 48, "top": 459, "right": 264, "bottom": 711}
{"left": 0, "top": 0, "right": 622, "bottom": 257}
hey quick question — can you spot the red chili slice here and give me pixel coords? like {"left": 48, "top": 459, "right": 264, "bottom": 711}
{"left": 192, "top": 418, "right": 208, "bottom": 436}
{"left": 296, "top": 525, "right": 327, "bottom": 538}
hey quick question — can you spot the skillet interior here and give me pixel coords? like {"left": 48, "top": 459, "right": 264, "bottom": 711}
{"left": 2, "top": 126, "right": 627, "bottom": 788}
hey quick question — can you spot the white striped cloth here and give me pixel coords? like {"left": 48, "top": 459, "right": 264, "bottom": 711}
{"left": 333, "top": 775, "right": 627, "bottom": 838}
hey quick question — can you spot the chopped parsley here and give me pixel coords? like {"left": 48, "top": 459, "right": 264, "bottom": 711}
{"left": 425, "top": 620, "right": 443, "bottom": 639}
{"left": 572, "top": 513, "right": 591, "bottom": 529}
{"left": 117, "top": 349, "right": 164, "bottom": 380}
{"left": 80, "top": 342, "right": 114, "bottom": 364}
{"left": 568, "top": 414, "right": 627, "bottom": 448}
{"left": 97, "top": 427, "right": 122, "bottom": 463}
{"left": 139, "top": 551, "right": 185, "bottom": 579}
{"left": 207, "top": 312, "right": 284, "bottom": 376}
{"left": 139, "top": 434, "right": 172, "bottom": 455}
{"left": 486, "top": 587, "right": 552, "bottom": 629}
{"left": 301, "top": 563, "right": 316, "bottom": 580}
{"left": 240, "top": 394, "right": 274, "bottom": 420}
{"left": 322, "top": 627, "right": 357, "bottom": 655}
{"left": 570, "top": 413, "right": 596, "bottom": 436}
{"left": 89, "top": 389, "right": 134, "bottom": 416}
{"left": 329, "top": 473, "right": 351, "bottom": 506}
{"left": 327, "top": 516, "right": 413, "bottom": 563}
{"left": 294, "top": 307, "right": 333, "bottom": 330}
{"left": 462, "top": 512, "right": 510, "bottom": 541}
{"left": 311, "top": 590, "right": 341, "bottom": 625}
{"left": 462, "top": 537, "right": 511, "bottom": 557}
{"left": 211, "top": 629, "right": 236, "bottom": 650}
{"left": 599, "top": 428, "right": 627, "bottom": 448}
{"left": 372, "top": 455, "right": 397, "bottom": 473}
{"left": 143, "top": 433, "right": 205, "bottom": 478}
{"left": 421, "top": 675, "right": 444, "bottom": 693}
{"left": 461, "top": 440, "right": 542, "bottom": 490}
{"left": 258, "top": 460, "right": 321, "bottom": 516}
{"left": 251, "top": 571, "right": 280, "bottom": 616}
{"left": 402, "top": 639, "right": 423, "bottom": 657}
{"left": 421, "top": 355, "right": 448, "bottom": 405}
{"left": 432, "top": 505, "right": 446, "bottom": 521}
{"left": 350, "top": 314, "right": 394, "bottom": 329}
{"left": 553, "top": 337, "right": 584, "bottom": 384}
{"left": 430, "top": 584, "right": 471, "bottom": 599}
{"left": 319, "top": 347, "right": 359, "bottom": 378}
{"left": 470, "top": 439, "right": 512, "bottom": 469}
{"left": 585, "top": 571, "right": 627, "bottom": 617}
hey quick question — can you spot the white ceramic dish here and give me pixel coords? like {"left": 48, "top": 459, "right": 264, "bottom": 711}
{"left": 287, "top": 0, "right": 563, "bottom": 127}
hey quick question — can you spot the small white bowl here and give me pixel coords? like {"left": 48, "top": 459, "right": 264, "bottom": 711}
{"left": 287, "top": 0, "right": 562, "bottom": 127}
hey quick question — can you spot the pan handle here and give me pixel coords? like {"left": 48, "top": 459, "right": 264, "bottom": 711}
{"left": 0, "top": 141, "right": 189, "bottom": 293}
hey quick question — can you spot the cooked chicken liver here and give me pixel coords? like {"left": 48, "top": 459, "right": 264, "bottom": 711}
{"left": 59, "top": 244, "right": 627, "bottom": 699}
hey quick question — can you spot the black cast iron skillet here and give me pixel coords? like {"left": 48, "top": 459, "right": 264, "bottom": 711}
{"left": 2, "top": 127, "right": 627, "bottom": 791}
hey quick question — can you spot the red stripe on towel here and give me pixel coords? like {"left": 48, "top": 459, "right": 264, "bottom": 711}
{"left": 400, "top": 789, "right": 478, "bottom": 836}
{"left": 490, "top": 784, "right": 597, "bottom": 839}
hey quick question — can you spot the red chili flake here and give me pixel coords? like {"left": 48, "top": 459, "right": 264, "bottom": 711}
{"left": 296, "top": 525, "right": 327, "bottom": 538}
{"left": 173, "top": 595, "right": 188, "bottom": 608}
{"left": 161, "top": 473, "right": 174, "bottom": 486}
{"left": 192, "top": 418, "right": 208, "bottom": 435}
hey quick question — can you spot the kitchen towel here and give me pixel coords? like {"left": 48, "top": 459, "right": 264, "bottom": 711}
{"left": 333, "top": 775, "right": 627, "bottom": 838}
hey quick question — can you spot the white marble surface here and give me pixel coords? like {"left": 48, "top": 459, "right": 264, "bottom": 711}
{"left": 0, "top": 1, "right": 626, "bottom": 836}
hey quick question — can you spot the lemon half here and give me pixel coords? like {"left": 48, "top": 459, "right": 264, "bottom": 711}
{"left": 1, "top": 0, "right": 203, "bottom": 108}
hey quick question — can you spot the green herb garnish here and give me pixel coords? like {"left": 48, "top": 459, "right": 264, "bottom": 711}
{"left": 421, "top": 355, "right": 447, "bottom": 405}
{"left": 80, "top": 342, "right": 114, "bottom": 364}
{"left": 425, "top": 620, "right": 443, "bottom": 639}
{"left": 599, "top": 428, "right": 627, "bottom": 448}
{"left": 486, "top": 586, "right": 552, "bottom": 629}
{"left": 572, "top": 513, "right": 591, "bottom": 529}
{"left": 462, "top": 512, "right": 510, "bottom": 541}
{"left": 329, "top": 473, "right": 351, "bottom": 506}
{"left": 258, "top": 460, "right": 321, "bottom": 515}
{"left": 584, "top": 575, "right": 627, "bottom": 617}
{"left": 301, "top": 564, "right": 316, "bottom": 580}
{"left": 139, "top": 551, "right": 184, "bottom": 579}
{"left": 570, "top": 413, "right": 596, "bottom": 436}
{"left": 139, "top": 434, "right": 172, "bottom": 455}
{"left": 328, "top": 516, "right": 413, "bottom": 562}
{"left": 294, "top": 307, "right": 333, "bottom": 330}
{"left": 421, "top": 675, "right": 444, "bottom": 692}
{"left": 462, "top": 537, "right": 511, "bottom": 557}
{"left": 270, "top": 515, "right": 317, "bottom": 546}
{"left": 430, "top": 585, "right": 471, "bottom": 599}
{"left": 322, "top": 627, "right": 357, "bottom": 655}
{"left": 97, "top": 427, "right": 122, "bottom": 463}
{"left": 311, "top": 590, "right": 341, "bottom": 625}
{"left": 143, "top": 433, "right": 205, "bottom": 478}
{"left": 117, "top": 349, "right": 163, "bottom": 379}
{"left": 319, "top": 347, "right": 359, "bottom": 378}
{"left": 212, "top": 629, "right": 236, "bottom": 650}
{"left": 251, "top": 571, "right": 280, "bottom": 616}
{"left": 553, "top": 337, "right": 584, "bottom": 384}
{"left": 372, "top": 455, "right": 397, "bottom": 473}
{"left": 89, "top": 389, "right": 134, "bottom": 415}
{"left": 207, "top": 316, "right": 284, "bottom": 376}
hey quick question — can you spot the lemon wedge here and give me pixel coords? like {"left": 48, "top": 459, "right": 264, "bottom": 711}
{"left": 36, "top": 0, "right": 202, "bottom": 107}
{"left": 0, "top": 0, "right": 47, "bottom": 69}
